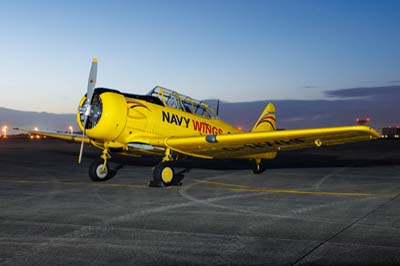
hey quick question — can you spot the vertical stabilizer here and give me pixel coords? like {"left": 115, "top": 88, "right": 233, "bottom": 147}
{"left": 251, "top": 102, "right": 276, "bottom": 132}
{"left": 250, "top": 102, "right": 277, "bottom": 161}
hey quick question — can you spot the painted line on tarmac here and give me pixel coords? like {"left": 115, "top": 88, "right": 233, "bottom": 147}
{"left": 90, "top": 183, "right": 147, "bottom": 189}
{"left": 1, "top": 179, "right": 396, "bottom": 198}
{"left": 314, "top": 167, "right": 348, "bottom": 190}
{"left": 180, "top": 174, "right": 347, "bottom": 225}
{"left": 193, "top": 180, "right": 396, "bottom": 198}
{"left": 0, "top": 179, "right": 146, "bottom": 189}
{"left": 193, "top": 179, "right": 251, "bottom": 189}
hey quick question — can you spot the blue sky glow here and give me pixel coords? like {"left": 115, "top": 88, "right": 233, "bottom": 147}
{"left": 0, "top": 0, "right": 399, "bottom": 113}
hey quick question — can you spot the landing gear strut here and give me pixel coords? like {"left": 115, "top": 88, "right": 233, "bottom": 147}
{"left": 252, "top": 159, "right": 266, "bottom": 174}
{"left": 88, "top": 144, "right": 115, "bottom": 182}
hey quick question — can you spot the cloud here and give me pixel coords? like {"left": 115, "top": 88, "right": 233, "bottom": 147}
{"left": 303, "top": 85, "right": 316, "bottom": 89}
{"left": 311, "top": 114, "right": 331, "bottom": 120}
{"left": 282, "top": 117, "right": 306, "bottom": 122}
{"left": 388, "top": 80, "right": 400, "bottom": 84}
{"left": 325, "top": 85, "right": 400, "bottom": 100}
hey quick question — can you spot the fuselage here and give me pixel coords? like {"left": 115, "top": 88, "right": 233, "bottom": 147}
{"left": 77, "top": 87, "right": 241, "bottom": 151}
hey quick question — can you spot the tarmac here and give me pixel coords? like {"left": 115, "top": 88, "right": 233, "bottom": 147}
{"left": 1, "top": 138, "right": 400, "bottom": 266}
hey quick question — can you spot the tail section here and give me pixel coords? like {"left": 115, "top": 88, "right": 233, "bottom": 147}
{"left": 251, "top": 102, "right": 276, "bottom": 132}
{"left": 250, "top": 102, "right": 277, "bottom": 162}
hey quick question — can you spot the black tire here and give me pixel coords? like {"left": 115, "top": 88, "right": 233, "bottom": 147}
{"left": 152, "top": 161, "right": 176, "bottom": 187}
{"left": 252, "top": 159, "right": 266, "bottom": 174}
{"left": 89, "top": 159, "right": 114, "bottom": 182}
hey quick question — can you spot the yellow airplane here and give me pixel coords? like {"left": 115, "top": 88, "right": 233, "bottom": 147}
{"left": 16, "top": 58, "right": 380, "bottom": 187}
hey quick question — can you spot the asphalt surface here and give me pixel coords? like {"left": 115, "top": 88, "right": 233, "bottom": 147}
{"left": 1, "top": 138, "right": 400, "bottom": 266}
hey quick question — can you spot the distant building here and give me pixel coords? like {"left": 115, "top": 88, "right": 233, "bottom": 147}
{"left": 381, "top": 127, "right": 400, "bottom": 139}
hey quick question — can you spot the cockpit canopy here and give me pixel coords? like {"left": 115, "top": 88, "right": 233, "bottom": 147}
{"left": 148, "top": 86, "right": 218, "bottom": 119}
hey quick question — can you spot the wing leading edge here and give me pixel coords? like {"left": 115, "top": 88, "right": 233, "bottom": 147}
{"left": 14, "top": 128, "right": 91, "bottom": 144}
{"left": 164, "top": 125, "right": 380, "bottom": 159}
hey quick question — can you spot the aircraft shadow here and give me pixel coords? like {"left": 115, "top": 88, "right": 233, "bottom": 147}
{"left": 110, "top": 153, "right": 400, "bottom": 171}
{"left": 51, "top": 142, "right": 400, "bottom": 171}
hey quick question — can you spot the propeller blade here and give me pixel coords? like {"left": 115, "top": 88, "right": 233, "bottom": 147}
{"left": 78, "top": 117, "right": 88, "bottom": 164}
{"left": 78, "top": 58, "right": 98, "bottom": 164}
{"left": 78, "top": 129, "right": 86, "bottom": 164}
{"left": 87, "top": 58, "right": 98, "bottom": 104}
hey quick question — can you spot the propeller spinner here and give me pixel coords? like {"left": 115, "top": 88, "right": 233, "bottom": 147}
{"left": 78, "top": 58, "right": 98, "bottom": 163}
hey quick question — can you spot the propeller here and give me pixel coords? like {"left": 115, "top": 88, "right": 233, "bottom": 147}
{"left": 78, "top": 58, "right": 98, "bottom": 164}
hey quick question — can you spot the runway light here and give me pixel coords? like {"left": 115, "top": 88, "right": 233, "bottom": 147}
{"left": 2, "top": 125, "right": 8, "bottom": 138}
{"left": 34, "top": 127, "right": 39, "bottom": 131}
{"left": 30, "top": 135, "right": 34, "bottom": 139}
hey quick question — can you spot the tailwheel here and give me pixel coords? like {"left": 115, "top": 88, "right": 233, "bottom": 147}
{"left": 150, "top": 161, "right": 184, "bottom": 187}
{"left": 89, "top": 159, "right": 114, "bottom": 182}
{"left": 252, "top": 159, "right": 266, "bottom": 174}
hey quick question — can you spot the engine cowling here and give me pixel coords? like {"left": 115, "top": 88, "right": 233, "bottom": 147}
{"left": 77, "top": 91, "right": 127, "bottom": 141}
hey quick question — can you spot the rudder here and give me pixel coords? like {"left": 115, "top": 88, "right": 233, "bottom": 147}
{"left": 250, "top": 102, "right": 277, "bottom": 165}
{"left": 251, "top": 102, "right": 276, "bottom": 132}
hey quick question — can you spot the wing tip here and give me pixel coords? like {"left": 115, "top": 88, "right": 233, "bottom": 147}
{"left": 356, "top": 125, "right": 380, "bottom": 139}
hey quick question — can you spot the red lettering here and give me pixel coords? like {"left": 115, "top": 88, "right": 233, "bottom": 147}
{"left": 202, "top": 123, "right": 207, "bottom": 134}
{"left": 193, "top": 120, "right": 223, "bottom": 135}
{"left": 206, "top": 124, "right": 212, "bottom": 134}
{"left": 192, "top": 120, "right": 203, "bottom": 132}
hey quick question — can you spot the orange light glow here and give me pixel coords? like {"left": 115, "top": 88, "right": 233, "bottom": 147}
{"left": 30, "top": 135, "right": 34, "bottom": 139}
{"left": 2, "top": 125, "right": 8, "bottom": 138}
{"left": 34, "top": 127, "right": 39, "bottom": 131}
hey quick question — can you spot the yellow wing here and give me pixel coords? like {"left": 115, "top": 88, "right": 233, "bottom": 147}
{"left": 164, "top": 125, "right": 380, "bottom": 159}
{"left": 14, "top": 128, "right": 91, "bottom": 144}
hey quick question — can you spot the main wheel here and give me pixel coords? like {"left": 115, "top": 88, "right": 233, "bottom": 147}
{"left": 152, "top": 162, "right": 176, "bottom": 187}
{"left": 89, "top": 159, "right": 114, "bottom": 182}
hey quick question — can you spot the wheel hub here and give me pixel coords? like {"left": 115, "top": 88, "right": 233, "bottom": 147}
{"left": 161, "top": 167, "right": 174, "bottom": 183}
{"left": 96, "top": 164, "right": 108, "bottom": 179}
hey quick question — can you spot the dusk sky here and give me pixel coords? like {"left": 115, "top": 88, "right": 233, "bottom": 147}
{"left": 0, "top": 0, "right": 399, "bottom": 113}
